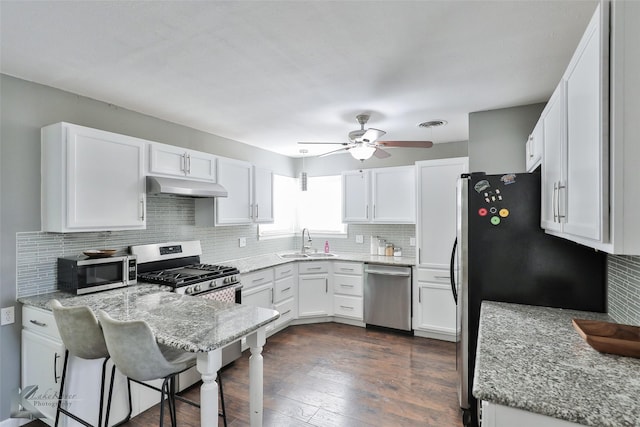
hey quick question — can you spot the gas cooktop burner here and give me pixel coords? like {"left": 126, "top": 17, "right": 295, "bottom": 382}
{"left": 138, "top": 263, "right": 239, "bottom": 287}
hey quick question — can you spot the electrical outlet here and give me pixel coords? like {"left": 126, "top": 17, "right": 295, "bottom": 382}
{"left": 409, "top": 237, "right": 416, "bottom": 247}
{"left": 355, "top": 235, "right": 364, "bottom": 244}
{"left": 239, "top": 237, "right": 247, "bottom": 248}
{"left": 1, "top": 306, "right": 15, "bottom": 326}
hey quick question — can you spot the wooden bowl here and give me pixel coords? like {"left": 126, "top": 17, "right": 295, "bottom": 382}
{"left": 83, "top": 249, "right": 117, "bottom": 258}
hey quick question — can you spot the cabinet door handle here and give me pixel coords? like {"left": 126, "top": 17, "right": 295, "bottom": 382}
{"left": 339, "top": 284, "right": 354, "bottom": 288}
{"left": 252, "top": 278, "right": 264, "bottom": 283}
{"left": 340, "top": 268, "right": 355, "bottom": 272}
{"left": 181, "top": 153, "right": 187, "bottom": 173}
{"left": 366, "top": 205, "right": 369, "bottom": 219}
{"left": 282, "top": 287, "right": 291, "bottom": 292}
{"left": 308, "top": 267, "right": 322, "bottom": 271}
{"left": 186, "top": 154, "right": 191, "bottom": 174}
{"left": 557, "top": 183, "right": 566, "bottom": 220}
{"left": 29, "top": 319, "right": 47, "bottom": 327}
{"left": 373, "top": 204, "right": 376, "bottom": 219}
{"left": 140, "top": 199, "right": 145, "bottom": 221}
{"left": 340, "top": 305, "right": 354, "bottom": 310}
{"left": 282, "top": 309, "right": 292, "bottom": 316}
{"left": 552, "top": 182, "right": 558, "bottom": 222}
{"left": 249, "top": 204, "right": 253, "bottom": 219}
{"left": 255, "top": 204, "right": 259, "bottom": 219}
{"left": 418, "top": 287, "right": 422, "bottom": 303}
{"left": 434, "top": 275, "right": 450, "bottom": 280}
{"left": 325, "top": 278, "right": 328, "bottom": 293}
{"left": 54, "top": 352, "right": 61, "bottom": 384}
{"left": 270, "top": 288, "right": 273, "bottom": 304}
{"left": 279, "top": 270, "right": 292, "bottom": 276}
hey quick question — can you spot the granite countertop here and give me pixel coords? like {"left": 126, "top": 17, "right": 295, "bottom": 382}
{"left": 220, "top": 252, "right": 416, "bottom": 274}
{"left": 19, "top": 285, "right": 280, "bottom": 353}
{"left": 473, "top": 301, "right": 640, "bottom": 427}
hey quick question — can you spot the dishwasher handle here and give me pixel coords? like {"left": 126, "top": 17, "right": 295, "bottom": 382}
{"left": 364, "top": 266, "right": 411, "bottom": 277}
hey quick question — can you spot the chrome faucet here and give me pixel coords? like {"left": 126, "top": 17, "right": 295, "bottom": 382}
{"left": 301, "top": 228, "right": 312, "bottom": 254}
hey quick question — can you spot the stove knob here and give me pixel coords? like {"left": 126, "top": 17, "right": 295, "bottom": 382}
{"left": 194, "top": 284, "right": 202, "bottom": 292}
{"left": 223, "top": 277, "right": 229, "bottom": 284}
{"left": 185, "top": 286, "right": 193, "bottom": 295}
{"left": 209, "top": 280, "right": 216, "bottom": 288}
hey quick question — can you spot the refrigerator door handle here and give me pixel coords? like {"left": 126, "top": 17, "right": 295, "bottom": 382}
{"left": 450, "top": 237, "right": 458, "bottom": 304}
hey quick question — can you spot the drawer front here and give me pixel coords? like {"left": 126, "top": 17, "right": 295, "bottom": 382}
{"left": 333, "top": 274, "right": 363, "bottom": 296}
{"left": 416, "top": 268, "right": 451, "bottom": 284}
{"left": 274, "top": 264, "right": 295, "bottom": 280}
{"left": 242, "top": 268, "right": 274, "bottom": 289}
{"left": 274, "top": 298, "right": 296, "bottom": 328}
{"left": 23, "top": 306, "right": 61, "bottom": 340}
{"left": 298, "top": 261, "right": 329, "bottom": 274}
{"left": 333, "top": 295, "right": 363, "bottom": 320}
{"left": 274, "top": 276, "right": 295, "bottom": 303}
{"left": 333, "top": 261, "right": 363, "bottom": 275}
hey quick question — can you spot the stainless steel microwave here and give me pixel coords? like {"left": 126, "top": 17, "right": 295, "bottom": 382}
{"left": 58, "top": 254, "right": 137, "bottom": 295}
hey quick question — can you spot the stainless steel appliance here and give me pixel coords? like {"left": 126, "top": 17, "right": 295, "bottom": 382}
{"left": 130, "top": 240, "right": 242, "bottom": 384}
{"left": 364, "top": 264, "right": 412, "bottom": 332}
{"left": 452, "top": 172, "right": 606, "bottom": 427}
{"left": 58, "top": 254, "right": 137, "bottom": 295}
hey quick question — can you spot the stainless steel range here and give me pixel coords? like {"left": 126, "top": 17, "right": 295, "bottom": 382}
{"left": 131, "top": 240, "right": 241, "bottom": 300}
{"left": 129, "top": 240, "right": 242, "bottom": 383}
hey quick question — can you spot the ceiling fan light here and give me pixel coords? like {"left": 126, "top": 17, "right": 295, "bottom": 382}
{"left": 349, "top": 145, "right": 376, "bottom": 161}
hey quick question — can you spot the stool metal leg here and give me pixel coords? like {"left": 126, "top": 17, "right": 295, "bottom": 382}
{"left": 105, "top": 365, "right": 133, "bottom": 427}
{"left": 54, "top": 350, "right": 97, "bottom": 427}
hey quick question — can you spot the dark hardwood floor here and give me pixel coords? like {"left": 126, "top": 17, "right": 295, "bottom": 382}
{"left": 30, "top": 322, "right": 461, "bottom": 426}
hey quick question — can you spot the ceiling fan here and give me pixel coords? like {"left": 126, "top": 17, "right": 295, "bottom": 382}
{"left": 298, "top": 114, "right": 434, "bottom": 161}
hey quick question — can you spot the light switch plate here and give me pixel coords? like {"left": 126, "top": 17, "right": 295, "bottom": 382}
{"left": 355, "top": 235, "right": 364, "bottom": 244}
{"left": 409, "top": 237, "right": 416, "bottom": 247}
{"left": 239, "top": 237, "right": 247, "bottom": 248}
{"left": 1, "top": 306, "right": 15, "bottom": 326}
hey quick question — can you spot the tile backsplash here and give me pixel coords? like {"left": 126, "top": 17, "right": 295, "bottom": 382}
{"left": 607, "top": 255, "right": 640, "bottom": 326}
{"left": 16, "top": 194, "right": 415, "bottom": 297}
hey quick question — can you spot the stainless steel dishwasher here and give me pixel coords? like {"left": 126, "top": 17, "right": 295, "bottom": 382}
{"left": 364, "top": 264, "right": 412, "bottom": 332}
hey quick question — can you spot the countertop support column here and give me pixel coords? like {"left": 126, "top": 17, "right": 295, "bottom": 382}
{"left": 247, "top": 327, "right": 266, "bottom": 427}
{"left": 197, "top": 348, "right": 222, "bottom": 426}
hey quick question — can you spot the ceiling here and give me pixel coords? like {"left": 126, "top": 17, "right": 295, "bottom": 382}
{"left": 0, "top": 1, "right": 597, "bottom": 158}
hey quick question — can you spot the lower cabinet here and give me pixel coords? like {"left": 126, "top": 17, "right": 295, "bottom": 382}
{"left": 273, "top": 264, "right": 297, "bottom": 329}
{"left": 298, "top": 261, "right": 332, "bottom": 318}
{"left": 413, "top": 268, "right": 456, "bottom": 341}
{"left": 21, "top": 306, "right": 138, "bottom": 427}
{"left": 332, "top": 261, "right": 364, "bottom": 321}
{"left": 241, "top": 268, "right": 275, "bottom": 334}
{"left": 481, "top": 401, "right": 581, "bottom": 427}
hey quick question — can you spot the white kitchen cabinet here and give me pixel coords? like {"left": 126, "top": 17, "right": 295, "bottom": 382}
{"left": 332, "top": 261, "right": 364, "bottom": 321}
{"left": 273, "top": 264, "right": 297, "bottom": 329}
{"left": 342, "top": 170, "right": 370, "bottom": 222}
{"left": 21, "top": 306, "right": 131, "bottom": 427}
{"left": 416, "top": 157, "right": 468, "bottom": 270}
{"left": 21, "top": 328, "right": 64, "bottom": 425}
{"left": 540, "top": 83, "right": 566, "bottom": 233}
{"left": 242, "top": 283, "right": 273, "bottom": 310}
{"left": 342, "top": 166, "right": 416, "bottom": 224}
{"left": 148, "top": 142, "right": 217, "bottom": 181}
{"left": 41, "top": 122, "right": 146, "bottom": 232}
{"left": 525, "top": 118, "right": 543, "bottom": 172}
{"left": 414, "top": 269, "right": 456, "bottom": 341}
{"left": 298, "top": 261, "right": 332, "bottom": 318}
{"left": 253, "top": 166, "right": 274, "bottom": 223}
{"left": 196, "top": 158, "right": 273, "bottom": 226}
{"left": 481, "top": 401, "right": 581, "bottom": 427}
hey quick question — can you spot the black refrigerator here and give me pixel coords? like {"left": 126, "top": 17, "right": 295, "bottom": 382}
{"left": 452, "top": 171, "right": 606, "bottom": 427}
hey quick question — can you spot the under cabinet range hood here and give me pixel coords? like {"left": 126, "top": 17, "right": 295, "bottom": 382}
{"left": 146, "top": 176, "right": 228, "bottom": 198}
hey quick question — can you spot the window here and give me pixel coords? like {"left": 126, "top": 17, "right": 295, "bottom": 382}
{"left": 259, "top": 174, "right": 346, "bottom": 238}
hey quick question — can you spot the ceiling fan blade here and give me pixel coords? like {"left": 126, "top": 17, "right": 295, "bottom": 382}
{"left": 298, "top": 141, "right": 349, "bottom": 145}
{"left": 318, "top": 147, "right": 351, "bottom": 157}
{"left": 377, "top": 140, "right": 434, "bottom": 148}
{"left": 360, "top": 128, "right": 386, "bottom": 144}
{"left": 373, "top": 147, "right": 391, "bottom": 159}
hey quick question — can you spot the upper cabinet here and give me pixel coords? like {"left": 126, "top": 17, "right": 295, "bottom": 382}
{"left": 196, "top": 158, "right": 273, "bottom": 226}
{"left": 342, "top": 166, "right": 416, "bottom": 224}
{"left": 525, "top": 119, "right": 543, "bottom": 172}
{"left": 416, "top": 157, "right": 468, "bottom": 269}
{"left": 539, "top": 1, "right": 640, "bottom": 255}
{"left": 41, "top": 122, "right": 146, "bottom": 232}
{"left": 148, "top": 142, "right": 217, "bottom": 181}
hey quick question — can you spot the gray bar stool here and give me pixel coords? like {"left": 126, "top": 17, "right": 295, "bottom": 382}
{"left": 50, "top": 299, "right": 131, "bottom": 427}
{"left": 98, "top": 310, "right": 227, "bottom": 427}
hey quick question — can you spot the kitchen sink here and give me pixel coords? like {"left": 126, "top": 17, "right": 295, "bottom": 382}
{"left": 278, "top": 253, "right": 309, "bottom": 259}
{"left": 306, "top": 253, "right": 336, "bottom": 258}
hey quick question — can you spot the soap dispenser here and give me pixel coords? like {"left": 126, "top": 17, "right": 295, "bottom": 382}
{"left": 324, "top": 240, "right": 330, "bottom": 253}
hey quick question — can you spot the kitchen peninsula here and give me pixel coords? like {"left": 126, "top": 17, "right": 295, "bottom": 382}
{"left": 19, "top": 286, "right": 280, "bottom": 427}
{"left": 474, "top": 301, "right": 640, "bottom": 427}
